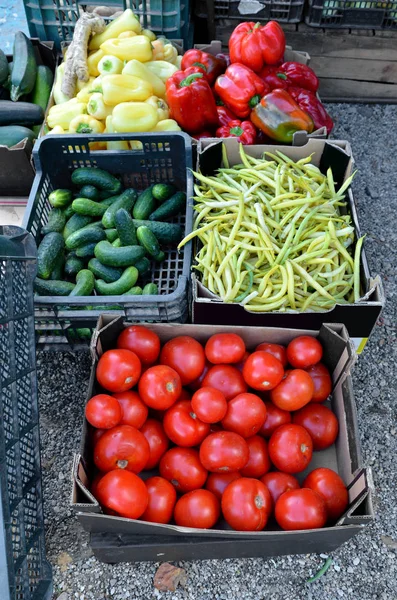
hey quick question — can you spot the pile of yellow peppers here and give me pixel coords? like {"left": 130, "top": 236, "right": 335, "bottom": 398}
{"left": 47, "top": 9, "right": 183, "bottom": 148}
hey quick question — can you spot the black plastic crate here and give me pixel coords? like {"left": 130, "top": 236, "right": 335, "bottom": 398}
{"left": 306, "top": 0, "right": 397, "bottom": 29}
{"left": 22, "top": 133, "right": 194, "bottom": 350}
{"left": 0, "top": 226, "right": 52, "bottom": 600}
{"left": 195, "top": 0, "right": 305, "bottom": 23}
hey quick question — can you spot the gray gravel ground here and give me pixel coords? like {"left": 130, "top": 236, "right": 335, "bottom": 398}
{"left": 36, "top": 104, "right": 397, "bottom": 600}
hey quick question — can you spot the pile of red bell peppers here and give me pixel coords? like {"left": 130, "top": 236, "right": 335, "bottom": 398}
{"left": 165, "top": 21, "right": 333, "bottom": 144}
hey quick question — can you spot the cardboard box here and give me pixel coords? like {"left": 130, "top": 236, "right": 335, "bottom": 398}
{"left": 71, "top": 315, "right": 373, "bottom": 561}
{"left": 191, "top": 137, "right": 384, "bottom": 354}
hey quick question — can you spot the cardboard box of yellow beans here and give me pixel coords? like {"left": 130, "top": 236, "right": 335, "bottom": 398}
{"left": 189, "top": 138, "right": 384, "bottom": 354}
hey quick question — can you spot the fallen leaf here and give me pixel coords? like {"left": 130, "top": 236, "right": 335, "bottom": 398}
{"left": 56, "top": 552, "right": 73, "bottom": 573}
{"left": 154, "top": 563, "right": 187, "bottom": 592}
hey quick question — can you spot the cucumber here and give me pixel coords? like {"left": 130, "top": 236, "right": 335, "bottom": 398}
{"left": 64, "top": 204, "right": 75, "bottom": 220}
{"left": 112, "top": 238, "right": 122, "bottom": 247}
{"left": 0, "top": 101, "right": 43, "bottom": 126}
{"left": 75, "top": 242, "right": 97, "bottom": 258}
{"left": 133, "top": 186, "right": 156, "bottom": 220}
{"left": 0, "top": 125, "right": 35, "bottom": 148}
{"left": 88, "top": 258, "right": 123, "bottom": 283}
{"left": 41, "top": 208, "right": 66, "bottom": 235}
{"left": 149, "top": 192, "right": 186, "bottom": 221}
{"left": 134, "top": 256, "right": 151, "bottom": 277}
{"left": 65, "top": 253, "right": 85, "bottom": 277}
{"left": 0, "top": 50, "right": 8, "bottom": 86}
{"left": 49, "top": 189, "right": 73, "bottom": 208}
{"left": 98, "top": 189, "right": 115, "bottom": 200}
{"left": 100, "top": 194, "right": 121, "bottom": 207}
{"left": 72, "top": 198, "right": 108, "bottom": 217}
{"left": 131, "top": 219, "right": 182, "bottom": 244}
{"left": 115, "top": 208, "right": 137, "bottom": 246}
{"left": 152, "top": 183, "right": 176, "bottom": 203}
{"left": 72, "top": 167, "right": 122, "bottom": 195}
{"left": 95, "top": 266, "right": 139, "bottom": 295}
{"left": 70, "top": 269, "right": 95, "bottom": 296}
{"left": 102, "top": 189, "right": 138, "bottom": 229}
{"left": 94, "top": 241, "right": 145, "bottom": 267}
{"left": 11, "top": 33, "right": 37, "bottom": 102}
{"left": 50, "top": 254, "right": 64, "bottom": 280}
{"left": 142, "top": 283, "right": 158, "bottom": 295}
{"left": 105, "top": 228, "right": 118, "bottom": 242}
{"left": 34, "top": 278, "right": 74, "bottom": 296}
{"left": 154, "top": 250, "right": 166, "bottom": 262}
{"left": 79, "top": 185, "right": 100, "bottom": 201}
{"left": 137, "top": 226, "right": 161, "bottom": 257}
{"left": 37, "top": 232, "right": 64, "bottom": 280}
{"left": 31, "top": 64, "right": 53, "bottom": 135}
{"left": 66, "top": 226, "right": 106, "bottom": 250}
{"left": 63, "top": 214, "right": 92, "bottom": 240}
{"left": 123, "top": 286, "right": 142, "bottom": 295}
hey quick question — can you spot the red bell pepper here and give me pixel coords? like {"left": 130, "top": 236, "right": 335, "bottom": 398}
{"left": 229, "top": 21, "right": 286, "bottom": 73}
{"left": 181, "top": 49, "right": 227, "bottom": 86}
{"left": 193, "top": 131, "right": 214, "bottom": 141}
{"left": 260, "top": 62, "right": 319, "bottom": 93}
{"left": 166, "top": 67, "right": 219, "bottom": 135}
{"left": 288, "top": 86, "right": 334, "bottom": 133}
{"left": 216, "top": 105, "right": 238, "bottom": 127}
{"left": 216, "top": 119, "right": 257, "bottom": 145}
{"left": 217, "top": 53, "right": 231, "bottom": 68}
{"left": 214, "top": 63, "right": 269, "bottom": 118}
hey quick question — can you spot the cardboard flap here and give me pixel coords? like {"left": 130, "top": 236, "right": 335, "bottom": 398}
{"left": 72, "top": 454, "right": 102, "bottom": 513}
{"left": 318, "top": 323, "right": 356, "bottom": 386}
{"left": 336, "top": 468, "right": 373, "bottom": 526}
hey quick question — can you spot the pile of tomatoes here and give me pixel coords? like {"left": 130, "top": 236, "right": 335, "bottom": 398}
{"left": 85, "top": 325, "right": 349, "bottom": 532}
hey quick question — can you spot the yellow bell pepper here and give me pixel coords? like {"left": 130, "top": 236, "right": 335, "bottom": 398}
{"left": 151, "top": 38, "right": 178, "bottom": 64}
{"left": 153, "top": 119, "right": 181, "bottom": 132}
{"left": 89, "top": 9, "right": 142, "bottom": 51}
{"left": 53, "top": 63, "right": 70, "bottom": 105}
{"left": 76, "top": 76, "right": 94, "bottom": 93}
{"left": 87, "top": 49, "right": 105, "bottom": 77}
{"left": 87, "top": 93, "right": 113, "bottom": 120}
{"left": 175, "top": 55, "right": 183, "bottom": 69}
{"left": 145, "top": 96, "right": 169, "bottom": 121}
{"left": 100, "top": 36, "right": 153, "bottom": 63}
{"left": 89, "top": 76, "right": 103, "bottom": 94}
{"left": 75, "top": 79, "right": 96, "bottom": 103}
{"left": 47, "top": 100, "right": 87, "bottom": 130}
{"left": 89, "top": 141, "right": 108, "bottom": 151}
{"left": 106, "top": 116, "right": 129, "bottom": 150}
{"left": 145, "top": 61, "right": 178, "bottom": 83}
{"left": 122, "top": 59, "right": 165, "bottom": 98}
{"left": 48, "top": 125, "right": 65, "bottom": 134}
{"left": 102, "top": 74, "right": 153, "bottom": 106}
{"left": 130, "top": 141, "right": 144, "bottom": 150}
{"left": 142, "top": 28, "right": 156, "bottom": 42}
{"left": 98, "top": 55, "right": 124, "bottom": 76}
{"left": 118, "top": 31, "right": 137, "bottom": 39}
{"left": 112, "top": 102, "right": 158, "bottom": 133}
{"left": 69, "top": 115, "right": 105, "bottom": 134}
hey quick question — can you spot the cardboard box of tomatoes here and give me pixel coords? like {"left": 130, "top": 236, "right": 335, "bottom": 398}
{"left": 71, "top": 315, "right": 374, "bottom": 562}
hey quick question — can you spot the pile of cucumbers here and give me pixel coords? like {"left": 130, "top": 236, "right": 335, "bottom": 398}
{"left": 35, "top": 166, "right": 187, "bottom": 297}
{"left": 0, "top": 32, "right": 53, "bottom": 148}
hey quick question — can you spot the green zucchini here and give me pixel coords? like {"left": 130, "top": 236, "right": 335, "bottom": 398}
{"left": 70, "top": 269, "right": 95, "bottom": 296}
{"left": 42, "top": 208, "right": 66, "bottom": 235}
{"left": 63, "top": 214, "right": 92, "bottom": 240}
{"left": 133, "top": 186, "right": 156, "bottom": 220}
{"left": 64, "top": 204, "right": 75, "bottom": 220}
{"left": 123, "top": 286, "right": 143, "bottom": 295}
{"left": 11, "top": 33, "right": 37, "bottom": 101}
{"left": 94, "top": 240, "right": 145, "bottom": 267}
{"left": 102, "top": 188, "right": 138, "bottom": 228}
{"left": 79, "top": 185, "right": 100, "bottom": 201}
{"left": 0, "top": 50, "right": 8, "bottom": 86}
{"left": 95, "top": 266, "right": 139, "bottom": 295}
{"left": 66, "top": 226, "right": 106, "bottom": 250}
{"left": 115, "top": 208, "right": 137, "bottom": 246}
{"left": 105, "top": 228, "right": 118, "bottom": 242}
{"left": 72, "top": 198, "right": 107, "bottom": 217}
{"left": 3, "top": 62, "right": 12, "bottom": 92}
{"left": 71, "top": 167, "right": 122, "bottom": 195}
{"left": 152, "top": 183, "right": 176, "bottom": 203}
{"left": 0, "top": 101, "right": 43, "bottom": 126}
{"left": 142, "top": 283, "right": 158, "bottom": 295}
{"left": 49, "top": 189, "right": 73, "bottom": 208}
{"left": 31, "top": 65, "right": 53, "bottom": 135}
{"left": 131, "top": 219, "right": 182, "bottom": 244}
{"left": 134, "top": 256, "right": 151, "bottom": 277}
{"left": 0, "top": 125, "right": 35, "bottom": 148}
{"left": 65, "top": 253, "right": 85, "bottom": 277}
{"left": 37, "top": 232, "right": 64, "bottom": 280}
{"left": 88, "top": 258, "right": 123, "bottom": 283}
{"left": 34, "top": 278, "right": 74, "bottom": 296}
{"left": 75, "top": 242, "right": 97, "bottom": 258}
{"left": 149, "top": 192, "right": 186, "bottom": 221}
{"left": 137, "top": 226, "right": 161, "bottom": 257}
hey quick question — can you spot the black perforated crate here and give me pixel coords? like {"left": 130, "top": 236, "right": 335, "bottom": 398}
{"left": 0, "top": 226, "right": 52, "bottom": 600}
{"left": 195, "top": 0, "right": 305, "bottom": 23}
{"left": 22, "top": 133, "right": 194, "bottom": 350}
{"left": 305, "top": 0, "right": 397, "bottom": 29}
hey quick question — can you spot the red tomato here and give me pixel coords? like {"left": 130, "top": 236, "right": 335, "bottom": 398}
{"left": 303, "top": 468, "right": 348, "bottom": 520}
{"left": 235, "top": 351, "right": 250, "bottom": 372}
{"left": 117, "top": 325, "right": 160, "bottom": 366}
{"left": 240, "top": 436, "right": 271, "bottom": 478}
{"left": 163, "top": 400, "right": 210, "bottom": 447}
{"left": 287, "top": 336, "right": 323, "bottom": 369}
{"left": 202, "top": 365, "right": 247, "bottom": 401}
{"left": 255, "top": 343, "right": 288, "bottom": 368}
{"left": 96, "top": 470, "right": 148, "bottom": 519}
{"left": 270, "top": 369, "right": 314, "bottom": 411}
{"left": 141, "top": 476, "right": 177, "bottom": 524}
{"left": 140, "top": 419, "right": 169, "bottom": 470}
{"left": 90, "top": 472, "right": 103, "bottom": 499}
{"left": 174, "top": 489, "right": 220, "bottom": 529}
{"left": 160, "top": 336, "right": 206, "bottom": 385}
{"left": 159, "top": 448, "right": 208, "bottom": 493}
{"left": 85, "top": 394, "right": 122, "bottom": 429}
{"left": 188, "top": 360, "right": 211, "bottom": 392}
{"left": 179, "top": 388, "right": 191, "bottom": 401}
{"left": 242, "top": 351, "right": 284, "bottom": 391}
{"left": 92, "top": 428, "right": 106, "bottom": 446}
{"left": 221, "top": 393, "right": 267, "bottom": 438}
{"left": 96, "top": 349, "right": 141, "bottom": 393}
{"left": 261, "top": 472, "right": 300, "bottom": 506}
{"left": 222, "top": 478, "right": 272, "bottom": 531}
{"left": 259, "top": 402, "right": 291, "bottom": 438}
{"left": 191, "top": 387, "right": 228, "bottom": 423}
{"left": 205, "top": 472, "right": 241, "bottom": 500}
{"left": 113, "top": 391, "right": 148, "bottom": 429}
{"left": 275, "top": 488, "right": 327, "bottom": 530}
{"left": 205, "top": 333, "right": 246, "bottom": 365}
{"left": 94, "top": 425, "right": 150, "bottom": 474}
{"left": 199, "top": 431, "right": 249, "bottom": 472}
{"left": 138, "top": 365, "right": 182, "bottom": 410}
{"left": 293, "top": 403, "right": 338, "bottom": 450}
{"left": 306, "top": 363, "right": 332, "bottom": 403}
{"left": 268, "top": 424, "right": 313, "bottom": 474}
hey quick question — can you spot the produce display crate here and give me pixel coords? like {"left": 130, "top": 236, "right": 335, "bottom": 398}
{"left": 195, "top": 0, "right": 305, "bottom": 24}
{"left": 0, "top": 226, "right": 52, "bottom": 599}
{"left": 71, "top": 316, "right": 374, "bottom": 562}
{"left": 22, "top": 132, "right": 194, "bottom": 350}
{"left": 305, "top": 0, "right": 397, "bottom": 29}
{"left": 23, "top": 0, "right": 192, "bottom": 50}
